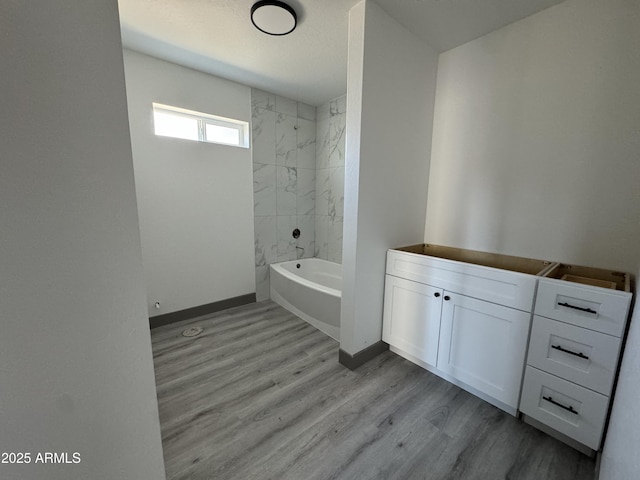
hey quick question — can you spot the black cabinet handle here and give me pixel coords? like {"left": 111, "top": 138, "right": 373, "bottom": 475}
{"left": 542, "top": 396, "right": 578, "bottom": 415}
{"left": 551, "top": 344, "right": 589, "bottom": 360}
{"left": 434, "top": 292, "right": 441, "bottom": 298}
{"left": 557, "top": 302, "right": 597, "bottom": 315}
{"left": 444, "top": 295, "right": 450, "bottom": 301}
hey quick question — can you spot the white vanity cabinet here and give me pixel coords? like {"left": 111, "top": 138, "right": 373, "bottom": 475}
{"left": 383, "top": 244, "right": 553, "bottom": 415}
{"left": 384, "top": 246, "right": 634, "bottom": 453}
{"left": 519, "top": 265, "right": 632, "bottom": 453}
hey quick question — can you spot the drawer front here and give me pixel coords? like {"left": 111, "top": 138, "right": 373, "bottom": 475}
{"left": 527, "top": 316, "right": 621, "bottom": 395}
{"left": 386, "top": 250, "right": 537, "bottom": 312}
{"left": 535, "top": 279, "right": 631, "bottom": 337}
{"left": 520, "top": 366, "right": 609, "bottom": 450}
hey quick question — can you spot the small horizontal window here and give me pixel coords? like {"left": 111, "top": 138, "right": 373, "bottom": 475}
{"left": 152, "top": 103, "right": 249, "bottom": 148}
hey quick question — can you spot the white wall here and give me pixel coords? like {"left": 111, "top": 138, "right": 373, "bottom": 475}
{"left": 123, "top": 50, "right": 255, "bottom": 315}
{"left": 0, "top": 1, "right": 165, "bottom": 479}
{"left": 341, "top": 0, "right": 439, "bottom": 355}
{"left": 425, "top": 0, "right": 640, "bottom": 272}
{"left": 601, "top": 279, "right": 640, "bottom": 478}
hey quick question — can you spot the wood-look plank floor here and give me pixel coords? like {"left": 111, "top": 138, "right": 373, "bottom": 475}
{"left": 151, "top": 300, "right": 596, "bottom": 480}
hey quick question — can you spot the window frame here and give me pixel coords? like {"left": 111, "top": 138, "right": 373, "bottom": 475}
{"left": 152, "top": 103, "right": 250, "bottom": 148}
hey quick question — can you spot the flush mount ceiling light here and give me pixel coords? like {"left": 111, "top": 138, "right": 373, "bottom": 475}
{"left": 251, "top": 1, "right": 297, "bottom": 36}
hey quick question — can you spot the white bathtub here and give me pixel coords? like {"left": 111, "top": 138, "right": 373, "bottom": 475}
{"left": 270, "top": 258, "right": 341, "bottom": 340}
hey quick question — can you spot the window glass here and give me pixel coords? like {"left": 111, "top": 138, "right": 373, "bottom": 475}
{"left": 152, "top": 103, "right": 249, "bottom": 148}
{"left": 205, "top": 123, "right": 241, "bottom": 146}
{"left": 153, "top": 111, "right": 199, "bottom": 141}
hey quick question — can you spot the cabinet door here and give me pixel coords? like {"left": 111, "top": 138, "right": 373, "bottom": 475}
{"left": 437, "top": 292, "right": 531, "bottom": 408}
{"left": 382, "top": 275, "right": 443, "bottom": 367}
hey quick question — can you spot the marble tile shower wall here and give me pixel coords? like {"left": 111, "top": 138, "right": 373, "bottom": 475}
{"left": 315, "top": 95, "right": 346, "bottom": 264}
{"left": 252, "top": 89, "right": 317, "bottom": 300}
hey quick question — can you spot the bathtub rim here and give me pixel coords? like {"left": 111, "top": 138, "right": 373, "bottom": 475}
{"left": 269, "top": 258, "right": 341, "bottom": 299}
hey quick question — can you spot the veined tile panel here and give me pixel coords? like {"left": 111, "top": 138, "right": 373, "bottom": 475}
{"left": 297, "top": 102, "right": 316, "bottom": 121}
{"left": 253, "top": 163, "right": 276, "bottom": 216}
{"left": 276, "top": 166, "right": 297, "bottom": 216}
{"left": 315, "top": 168, "right": 330, "bottom": 216}
{"left": 329, "top": 112, "right": 346, "bottom": 167}
{"left": 251, "top": 88, "right": 317, "bottom": 300}
{"left": 255, "top": 265, "right": 270, "bottom": 302}
{"left": 297, "top": 168, "right": 316, "bottom": 216}
{"left": 252, "top": 108, "right": 276, "bottom": 165}
{"left": 277, "top": 215, "right": 298, "bottom": 261}
{"left": 297, "top": 215, "right": 315, "bottom": 260}
{"left": 315, "top": 215, "right": 329, "bottom": 260}
{"left": 317, "top": 101, "right": 330, "bottom": 121}
{"left": 316, "top": 116, "right": 330, "bottom": 169}
{"left": 254, "top": 216, "right": 277, "bottom": 267}
{"left": 297, "top": 118, "right": 316, "bottom": 169}
{"left": 251, "top": 89, "right": 275, "bottom": 111}
{"left": 276, "top": 113, "right": 297, "bottom": 167}
{"left": 328, "top": 166, "right": 344, "bottom": 219}
{"left": 330, "top": 95, "right": 346, "bottom": 115}
{"left": 328, "top": 216, "right": 344, "bottom": 264}
{"left": 275, "top": 95, "right": 298, "bottom": 116}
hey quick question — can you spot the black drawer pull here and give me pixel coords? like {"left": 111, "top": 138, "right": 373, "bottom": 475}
{"left": 551, "top": 344, "right": 589, "bottom": 360}
{"left": 434, "top": 292, "right": 441, "bottom": 298}
{"left": 557, "top": 302, "right": 597, "bottom": 315}
{"left": 542, "top": 396, "right": 578, "bottom": 415}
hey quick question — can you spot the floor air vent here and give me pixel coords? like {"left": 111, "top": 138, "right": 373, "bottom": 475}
{"left": 182, "top": 326, "right": 204, "bottom": 338}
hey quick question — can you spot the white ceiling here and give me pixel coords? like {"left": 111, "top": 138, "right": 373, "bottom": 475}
{"left": 118, "top": 0, "right": 566, "bottom": 106}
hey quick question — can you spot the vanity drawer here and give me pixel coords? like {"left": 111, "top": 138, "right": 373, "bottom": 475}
{"left": 520, "top": 366, "right": 609, "bottom": 450}
{"left": 535, "top": 279, "right": 631, "bottom": 337}
{"left": 527, "top": 316, "right": 621, "bottom": 395}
